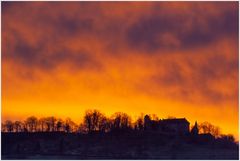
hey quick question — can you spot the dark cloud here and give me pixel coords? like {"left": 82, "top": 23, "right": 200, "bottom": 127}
{"left": 51, "top": 15, "right": 94, "bottom": 37}
{"left": 127, "top": 16, "right": 178, "bottom": 52}
{"left": 1, "top": 1, "right": 16, "bottom": 13}
{"left": 3, "top": 30, "right": 102, "bottom": 72}
{"left": 35, "top": 14, "right": 94, "bottom": 38}
{"left": 126, "top": 3, "right": 238, "bottom": 52}
{"left": 146, "top": 54, "right": 238, "bottom": 104}
{"left": 2, "top": 1, "right": 238, "bottom": 104}
{"left": 200, "top": 55, "right": 237, "bottom": 79}
{"left": 153, "top": 63, "right": 184, "bottom": 86}
{"left": 218, "top": 8, "right": 239, "bottom": 35}
{"left": 181, "top": 9, "right": 238, "bottom": 48}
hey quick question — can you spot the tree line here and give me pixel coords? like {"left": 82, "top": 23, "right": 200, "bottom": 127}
{"left": 1, "top": 109, "right": 233, "bottom": 140}
{"left": 2, "top": 110, "right": 133, "bottom": 134}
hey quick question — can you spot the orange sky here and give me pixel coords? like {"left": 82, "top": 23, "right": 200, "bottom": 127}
{"left": 2, "top": 2, "right": 239, "bottom": 139}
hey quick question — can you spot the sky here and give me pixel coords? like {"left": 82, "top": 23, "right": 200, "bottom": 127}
{"left": 2, "top": 2, "right": 239, "bottom": 138}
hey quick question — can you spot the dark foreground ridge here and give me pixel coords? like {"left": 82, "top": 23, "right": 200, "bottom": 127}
{"left": 2, "top": 110, "right": 239, "bottom": 159}
{"left": 2, "top": 131, "right": 238, "bottom": 160}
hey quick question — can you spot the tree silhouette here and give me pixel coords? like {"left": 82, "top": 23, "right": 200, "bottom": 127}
{"left": 220, "top": 134, "right": 235, "bottom": 143}
{"left": 41, "top": 117, "right": 56, "bottom": 132}
{"left": 56, "top": 119, "right": 64, "bottom": 132}
{"left": 1, "top": 123, "right": 6, "bottom": 132}
{"left": 65, "top": 123, "right": 70, "bottom": 133}
{"left": 1, "top": 109, "right": 234, "bottom": 144}
{"left": 110, "top": 112, "right": 132, "bottom": 131}
{"left": 134, "top": 114, "right": 144, "bottom": 131}
{"left": 65, "top": 118, "right": 77, "bottom": 133}
{"left": 199, "top": 122, "right": 221, "bottom": 137}
{"left": 83, "top": 109, "right": 105, "bottom": 133}
{"left": 47, "top": 117, "right": 57, "bottom": 132}
{"left": 99, "top": 116, "right": 111, "bottom": 132}
{"left": 25, "top": 116, "right": 38, "bottom": 132}
{"left": 150, "top": 114, "right": 159, "bottom": 121}
{"left": 144, "top": 115, "right": 151, "bottom": 130}
{"left": 14, "top": 121, "right": 23, "bottom": 132}
{"left": 38, "top": 117, "right": 46, "bottom": 132}
{"left": 78, "top": 123, "right": 87, "bottom": 133}
{"left": 4, "top": 120, "right": 14, "bottom": 132}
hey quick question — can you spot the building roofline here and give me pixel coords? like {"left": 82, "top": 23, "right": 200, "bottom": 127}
{"left": 160, "top": 118, "right": 190, "bottom": 124}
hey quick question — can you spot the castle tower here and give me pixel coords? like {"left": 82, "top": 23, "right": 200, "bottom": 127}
{"left": 191, "top": 121, "right": 199, "bottom": 135}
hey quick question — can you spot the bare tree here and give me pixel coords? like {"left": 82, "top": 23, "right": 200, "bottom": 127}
{"left": 56, "top": 119, "right": 64, "bottom": 132}
{"left": 65, "top": 118, "right": 77, "bottom": 133}
{"left": 83, "top": 109, "right": 105, "bottom": 133}
{"left": 43, "top": 117, "right": 57, "bottom": 132}
{"left": 38, "top": 117, "right": 46, "bottom": 132}
{"left": 4, "top": 120, "right": 14, "bottom": 132}
{"left": 150, "top": 114, "right": 159, "bottom": 121}
{"left": 14, "top": 121, "right": 23, "bottom": 132}
{"left": 25, "top": 116, "right": 38, "bottom": 132}
{"left": 220, "top": 134, "right": 235, "bottom": 143}
{"left": 199, "top": 122, "right": 221, "bottom": 137}
{"left": 1, "top": 123, "right": 6, "bottom": 132}
{"left": 78, "top": 123, "right": 87, "bottom": 134}
{"left": 110, "top": 112, "right": 132, "bottom": 131}
{"left": 133, "top": 113, "right": 145, "bottom": 131}
{"left": 99, "top": 116, "right": 111, "bottom": 132}
{"left": 49, "top": 117, "right": 57, "bottom": 132}
{"left": 65, "top": 123, "right": 70, "bottom": 133}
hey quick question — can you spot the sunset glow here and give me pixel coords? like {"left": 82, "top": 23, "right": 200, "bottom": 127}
{"left": 2, "top": 2, "right": 239, "bottom": 139}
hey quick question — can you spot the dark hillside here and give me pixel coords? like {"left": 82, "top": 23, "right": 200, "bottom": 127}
{"left": 2, "top": 132, "right": 238, "bottom": 159}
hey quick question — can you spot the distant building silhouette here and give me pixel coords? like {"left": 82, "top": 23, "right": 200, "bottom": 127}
{"left": 191, "top": 121, "right": 199, "bottom": 135}
{"left": 160, "top": 118, "right": 190, "bottom": 134}
{"left": 144, "top": 115, "right": 190, "bottom": 135}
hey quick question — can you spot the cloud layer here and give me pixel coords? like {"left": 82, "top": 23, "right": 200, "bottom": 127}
{"left": 2, "top": 2, "right": 239, "bottom": 137}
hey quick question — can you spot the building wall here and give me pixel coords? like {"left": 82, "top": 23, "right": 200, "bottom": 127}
{"left": 159, "top": 122, "right": 189, "bottom": 134}
{"left": 144, "top": 116, "right": 190, "bottom": 135}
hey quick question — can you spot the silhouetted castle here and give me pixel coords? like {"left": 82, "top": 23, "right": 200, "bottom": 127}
{"left": 144, "top": 115, "right": 190, "bottom": 135}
